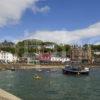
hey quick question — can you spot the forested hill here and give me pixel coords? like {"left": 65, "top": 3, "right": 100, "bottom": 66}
{"left": 0, "top": 39, "right": 100, "bottom": 57}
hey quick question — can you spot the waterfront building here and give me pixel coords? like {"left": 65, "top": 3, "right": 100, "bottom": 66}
{"left": 37, "top": 53, "right": 51, "bottom": 61}
{"left": 51, "top": 56, "right": 70, "bottom": 63}
{"left": 0, "top": 51, "right": 18, "bottom": 63}
{"left": 37, "top": 53, "right": 70, "bottom": 64}
{"left": 70, "top": 45, "right": 92, "bottom": 64}
{"left": 93, "top": 51, "right": 100, "bottom": 64}
{"left": 94, "top": 51, "right": 100, "bottom": 55}
{"left": 23, "top": 53, "right": 39, "bottom": 64}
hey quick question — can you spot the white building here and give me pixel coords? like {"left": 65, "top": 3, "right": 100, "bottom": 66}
{"left": 51, "top": 56, "right": 70, "bottom": 63}
{"left": 94, "top": 51, "right": 100, "bottom": 55}
{"left": 0, "top": 51, "right": 18, "bottom": 63}
{"left": 44, "top": 44, "right": 55, "bottom": 49}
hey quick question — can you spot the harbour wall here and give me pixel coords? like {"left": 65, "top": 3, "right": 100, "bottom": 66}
{"left": 0, "top": 63, "right": 100, "bottom": 70}
{"left": 0, "top": 89, "right": 21, "bottom": 100}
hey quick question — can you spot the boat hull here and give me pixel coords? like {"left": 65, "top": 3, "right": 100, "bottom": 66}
{"left": 62, "top": 69, "right": 89, "bottom": 75}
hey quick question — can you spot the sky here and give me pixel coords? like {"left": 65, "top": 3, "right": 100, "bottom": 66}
{"left": 0, "top": 0, "right": 100, "bottom": 45}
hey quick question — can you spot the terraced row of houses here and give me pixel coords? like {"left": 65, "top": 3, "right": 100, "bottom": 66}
{"left": 0, "top": 40, "right": 100, "bottom": 64}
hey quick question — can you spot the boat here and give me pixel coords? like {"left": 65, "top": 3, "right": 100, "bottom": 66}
{"left": 62, "top": 65, "right": 90, "bottom": 75}
{"left": 33, "top": 74, "right": 42, "bottom": 80}
{"left": 36, "top": 69, "right": 42, "bottom": 72}
{"left": 11, "top": 68, "right": 15, "bottom": 71}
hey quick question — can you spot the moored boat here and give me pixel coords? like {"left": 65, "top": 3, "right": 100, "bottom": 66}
{"left": 62, "top": 65, "right": 90, "bottom": 75}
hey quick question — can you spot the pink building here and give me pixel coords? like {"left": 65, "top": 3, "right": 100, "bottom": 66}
{"left": 37, "top": 53, "right": 51, "bottom": 61}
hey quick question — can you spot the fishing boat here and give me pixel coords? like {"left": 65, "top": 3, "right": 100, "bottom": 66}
{"left": 62, "top": 65, "right": 90, "bottom": 75}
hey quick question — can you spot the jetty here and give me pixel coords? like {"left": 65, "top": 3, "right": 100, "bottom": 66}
{"left": 0, "top": 89, "right": 21, "bottom": 100}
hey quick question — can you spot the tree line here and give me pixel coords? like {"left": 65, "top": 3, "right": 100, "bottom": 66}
{"left": 0, "top": 40, "right": 100, "bottom": 57}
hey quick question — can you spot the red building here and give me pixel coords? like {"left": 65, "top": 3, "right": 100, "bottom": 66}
{"left": 37, "top": 53, "right": 51, "bottom": 61}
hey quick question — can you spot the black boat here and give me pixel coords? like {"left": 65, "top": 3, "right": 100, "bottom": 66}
{"left": 10, "top": 67, "right": 15, "bottom": 71}
{"left": 62, "top": 65, "right": 90, "bottom": 75}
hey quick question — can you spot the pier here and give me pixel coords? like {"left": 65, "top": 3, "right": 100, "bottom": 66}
{"left": 0, "top": 89, "right": 21, "bottom": 100}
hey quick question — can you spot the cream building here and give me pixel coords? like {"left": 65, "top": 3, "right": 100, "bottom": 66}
{"left": 0, "top": 51, "right": 18, "bottom": 63}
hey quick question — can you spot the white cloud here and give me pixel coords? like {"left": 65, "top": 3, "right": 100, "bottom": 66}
{"left": 32, "top": 5, "right": 50, "bottom": 13}
{"left": 0, "top": 0, "right": 39, "bottom": 27}
{"left": 95, "top": 42, "right": 100, "bottom": 45}
{"left": 24, "top": 22, "right": 100, "bottom": 44}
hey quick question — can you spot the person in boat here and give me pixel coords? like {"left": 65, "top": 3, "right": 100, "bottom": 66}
{"left": 33, "top": 74, "right": 42, "bottom": 80}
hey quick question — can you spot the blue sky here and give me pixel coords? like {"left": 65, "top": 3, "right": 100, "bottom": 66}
{"left": 0, "top": 0, "right": 100, "bottom": 44}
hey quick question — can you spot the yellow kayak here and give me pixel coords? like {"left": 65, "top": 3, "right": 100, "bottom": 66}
{"left": 33, "top": 75, "right": 42, "bottom": 80}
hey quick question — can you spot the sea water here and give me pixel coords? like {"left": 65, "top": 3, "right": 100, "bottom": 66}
{"left": 0, "top": 67, "right": 100, "bottom": 100}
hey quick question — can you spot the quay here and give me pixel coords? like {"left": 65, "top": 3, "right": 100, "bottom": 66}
{"left": 0, "top": 89, "right": 21, "bottom": 100}
{"left": 0, "top": 63, "right": 64, "bottom": 70}
{"left": 0, "top": 63, "right": 100, "bottom": 71}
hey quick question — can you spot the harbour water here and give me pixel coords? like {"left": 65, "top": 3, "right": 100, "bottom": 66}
{"left": 0, "top": 67, "right": 100, "bottom": 100}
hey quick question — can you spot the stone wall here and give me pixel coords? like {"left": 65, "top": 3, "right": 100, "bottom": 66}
{"left": 0, "top": 89, "right": 21, "bottom": 100}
